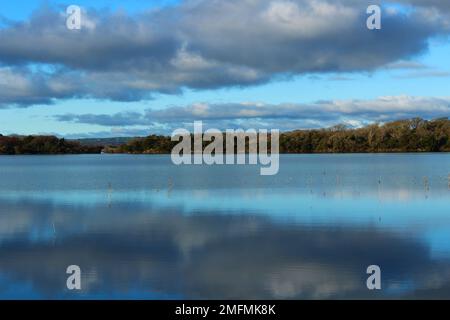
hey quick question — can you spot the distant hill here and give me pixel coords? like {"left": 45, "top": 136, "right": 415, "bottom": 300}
{"left": 74, "top": 137, "right": 135, "bottom": 147}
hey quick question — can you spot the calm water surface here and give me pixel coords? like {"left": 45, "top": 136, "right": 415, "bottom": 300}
{"left": 0, "top": 154, "right": 449, "bottom": 299}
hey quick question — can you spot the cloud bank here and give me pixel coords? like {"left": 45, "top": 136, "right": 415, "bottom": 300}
{"left": 0, "top": 0, "right": 449, "bottom": 107}
{"left": 54, "top": 95, "right": 450, "bottom": 134}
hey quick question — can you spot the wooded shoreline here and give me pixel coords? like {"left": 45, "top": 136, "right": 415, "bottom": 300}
{"left": 1, "top": 118, "right": 449, "bottom": 155}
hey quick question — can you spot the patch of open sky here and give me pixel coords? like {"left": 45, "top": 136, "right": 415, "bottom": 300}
{"left": 0, "top": 16, "right": 11, "bottom": 29}
{"left": 383, "top": 2, "right": 416, "bottom": 15}
{"left": 28, "top": 63, "right": 61, "bottom": 74}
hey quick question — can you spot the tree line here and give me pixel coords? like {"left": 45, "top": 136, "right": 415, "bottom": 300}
{"left": 110, "top": 118, "right": 450, "bottom": 154}
{"left": 0, "top": 135, "right": 102, "bottom": 155}
{"left": 280, "top": 117, "right": 450, "bottom": 153}
{"left": 1, "top": 118, "right": 449, "bottom": 155}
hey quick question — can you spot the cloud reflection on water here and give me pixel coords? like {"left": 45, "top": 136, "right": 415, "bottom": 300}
{"left": 1, "top": 197, "right": 450, "bottom": 299}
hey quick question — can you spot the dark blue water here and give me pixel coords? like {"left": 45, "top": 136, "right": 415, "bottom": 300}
{"left": 0, "top": 154, "right": 449, "bottom": 299}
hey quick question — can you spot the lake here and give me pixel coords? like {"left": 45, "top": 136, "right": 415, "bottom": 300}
{"left": 0, "top": 154, "right": 449, "bottom": 299}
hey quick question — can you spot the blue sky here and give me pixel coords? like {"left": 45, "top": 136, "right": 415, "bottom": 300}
{"left": 0, "top": 0, "right": 449, "bottom": 137}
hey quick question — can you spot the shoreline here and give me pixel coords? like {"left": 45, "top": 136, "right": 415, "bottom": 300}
{"left": 2, "top": 118, "right": 450, "bottom": 155}
{"left": 2, "top": 151, "right": 450, "bottom": 156}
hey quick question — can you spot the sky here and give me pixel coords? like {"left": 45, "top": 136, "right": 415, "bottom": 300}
{"left": 0, "top": 0, "right": 449, "bottom": 138}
